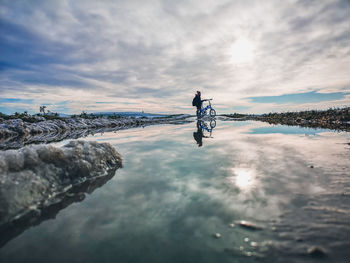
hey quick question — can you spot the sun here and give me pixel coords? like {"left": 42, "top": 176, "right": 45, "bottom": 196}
{"left": 230, "top": 38, "right": 255, "bottom": 64}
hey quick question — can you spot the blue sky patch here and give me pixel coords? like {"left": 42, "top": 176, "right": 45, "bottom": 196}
{"left": 248, "top": 124, "right": 330, "bottom": 135}
{"left": 0, "top": 98, "right": 34, "bottom": 104}
{"left": 232, "top": 105, "right": 251, "bottom": 111}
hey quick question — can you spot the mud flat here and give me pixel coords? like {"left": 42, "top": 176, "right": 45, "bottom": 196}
{"left": 0, "top": 140, "right": 122, "bottom": 247}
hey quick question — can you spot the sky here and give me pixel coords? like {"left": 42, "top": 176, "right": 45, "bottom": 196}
{"left": 0, "top": 0, "right": 350, "bottom": 115}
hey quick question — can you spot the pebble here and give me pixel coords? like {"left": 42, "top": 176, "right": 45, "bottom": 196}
{"left": 214, "top": 233, "right": 221, "bottom": 239}
{"left": 244, "top": 237, "right": 250, "bottom": 242}
{"left": 229, "top": 223, "right": 235, "bottom": 228}
{"left": 295, "top": 237, "right": 304, "bottom": 242}
{"left": 250, "top": 241, "right": 258, "bottom": 247}
{"left": 310, "top": 165, "right": 314, "bottom": 168}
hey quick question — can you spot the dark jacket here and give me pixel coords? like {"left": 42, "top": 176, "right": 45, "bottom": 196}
{"left": 192, "top": 94, "right": 202, "bottom": 109}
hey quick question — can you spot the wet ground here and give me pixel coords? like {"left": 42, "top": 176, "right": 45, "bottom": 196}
{"left": 0, "top": 120, "right": 349, "bottom": 263}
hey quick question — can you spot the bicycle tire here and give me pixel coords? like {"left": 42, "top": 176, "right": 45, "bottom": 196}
{"left": 209, "top": 109, "right": 216, "bottom": 117}
{"left": 210, "top": 119, "right": 216, "bottom": 128}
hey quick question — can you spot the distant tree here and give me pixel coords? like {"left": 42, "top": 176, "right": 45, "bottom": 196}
{"left": 80, "top": 111, "right": 88, "bottom": 118}
{"left": 39, "top": 106, "right": 47, "bottom": 115}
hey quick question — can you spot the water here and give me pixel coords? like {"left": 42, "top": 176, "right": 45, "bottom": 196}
{"left": 0, "top": 120, "right": 349, "bottom": 263}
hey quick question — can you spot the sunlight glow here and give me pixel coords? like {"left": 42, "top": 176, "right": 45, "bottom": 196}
{"left": 228, "top": 168, "right": 257, "bottom": 191}
{"left": 230, "top": 38, "right": 255, "bottom": 64}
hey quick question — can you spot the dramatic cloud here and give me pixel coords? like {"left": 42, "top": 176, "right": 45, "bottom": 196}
{"left": 0, "top": 0, "right": 349, "bottom": 114}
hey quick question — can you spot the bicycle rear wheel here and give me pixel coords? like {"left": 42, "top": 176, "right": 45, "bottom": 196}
{"left": 209, "top": 109, "right": 216, "bottom": 117}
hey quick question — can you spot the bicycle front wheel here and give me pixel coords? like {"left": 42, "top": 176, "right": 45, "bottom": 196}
{"left": 209, "top": 109, "right": 216, "bottom": 117}
{"left": 210, "top": 119, "right": 216, "bottom": 128}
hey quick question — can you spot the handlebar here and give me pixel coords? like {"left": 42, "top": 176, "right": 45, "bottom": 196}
{"left": 202, "top": 99, "right": 213, "bottom": 101}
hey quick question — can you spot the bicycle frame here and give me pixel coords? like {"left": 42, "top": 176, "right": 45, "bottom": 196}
{"left": 199, "top": 99, "right": 215, "bottom": 117}
{"left": 199, "top": 105, "right": 212, "bottom": 115}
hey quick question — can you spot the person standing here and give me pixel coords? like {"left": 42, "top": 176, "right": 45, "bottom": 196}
{"left": 192, "top": 91, "right": 202, "bottom": 118}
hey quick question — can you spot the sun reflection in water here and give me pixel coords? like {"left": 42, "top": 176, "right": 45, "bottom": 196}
{"left": 228, "top": 168, "right": 257, "bottom": 191}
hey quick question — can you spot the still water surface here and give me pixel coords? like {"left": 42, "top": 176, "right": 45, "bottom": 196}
{"left": 0, "top": 120, "right": 349, "bottom": 263}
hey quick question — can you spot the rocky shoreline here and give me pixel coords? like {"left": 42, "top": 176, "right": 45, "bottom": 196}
{"left": 0, "top": 140, "right": 123, "bottom": 247}
{"left": 253, "top": 116, "right": 350, "bottom": 131}
{"left": 0, "top": 114, "right": 191, "bottom": 150}
{"left": 222, "top": 107, "right": 350, "bottom": 132}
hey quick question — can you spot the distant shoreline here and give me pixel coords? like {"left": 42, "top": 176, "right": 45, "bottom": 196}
{"left": 1, "top": 107, "right": 349, "bottom": 149}
{"left": 221, "top": 107, "right": 350, "bottom": 132}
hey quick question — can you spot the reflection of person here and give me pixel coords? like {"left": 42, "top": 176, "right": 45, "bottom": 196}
{"left": 192, "top": 91, "right": 202, "bottom": 118}
{"left": 193, "top": 120, "right": 203, "bottom": 147}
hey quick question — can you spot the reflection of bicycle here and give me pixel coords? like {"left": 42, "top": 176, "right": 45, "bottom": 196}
{"left": 199, "top": 99, "right": 216, "bottom": 118}
{"left": 194, "top": 119, "right": 217, "bottom": 147}
{"left": 197, "top": 119, "right": 216, "bottom": 138}
{"left": 199, "top": 119, "right": 216, "bottom": 132}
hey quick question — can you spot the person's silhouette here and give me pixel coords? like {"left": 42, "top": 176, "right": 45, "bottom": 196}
{"left": 192, "top": 91, "right": 202, "bottom": 118}
{"left": 193, "top": 120, "right": 203, "bottom": 147}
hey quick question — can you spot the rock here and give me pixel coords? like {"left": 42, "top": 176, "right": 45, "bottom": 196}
{"left": 246, "top": 251, "right": 253, "bottom": 257}
{"left": 238, "top": 220, "right": 263, "bottom": 230}
{"left": 0, "top": 140, "right": 122, "bottom": 226}
{"left": 250, "top": 241, "right": 258, "bottom": 247}
{"left": 214, "top": 233, "right": 221, "bottom": 239}
{"left": 307, "top": 246, "right": 327, "bottom": 257}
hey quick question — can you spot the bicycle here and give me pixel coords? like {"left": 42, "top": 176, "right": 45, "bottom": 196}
{"left": 199, "top": 99, "right": 216, "bottom": 118}
{"left": 196, "top": 119, "right": 216, "bottom": 139}
{"left": 199, "top": 119, "right": 216, "bottom": 132}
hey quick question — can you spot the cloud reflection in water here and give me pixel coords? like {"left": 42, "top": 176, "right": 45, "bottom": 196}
{"left": 0, "top": 120, "right": 349, "bottom": 263}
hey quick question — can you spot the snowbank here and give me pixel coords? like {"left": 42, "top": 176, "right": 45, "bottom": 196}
{"left": 0, "top": 140, "right": 122, "bottom": 228}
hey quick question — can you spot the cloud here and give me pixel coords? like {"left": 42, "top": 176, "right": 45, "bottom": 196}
{"left": 0, "top": 0, "right": 349, "bottom": 114}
